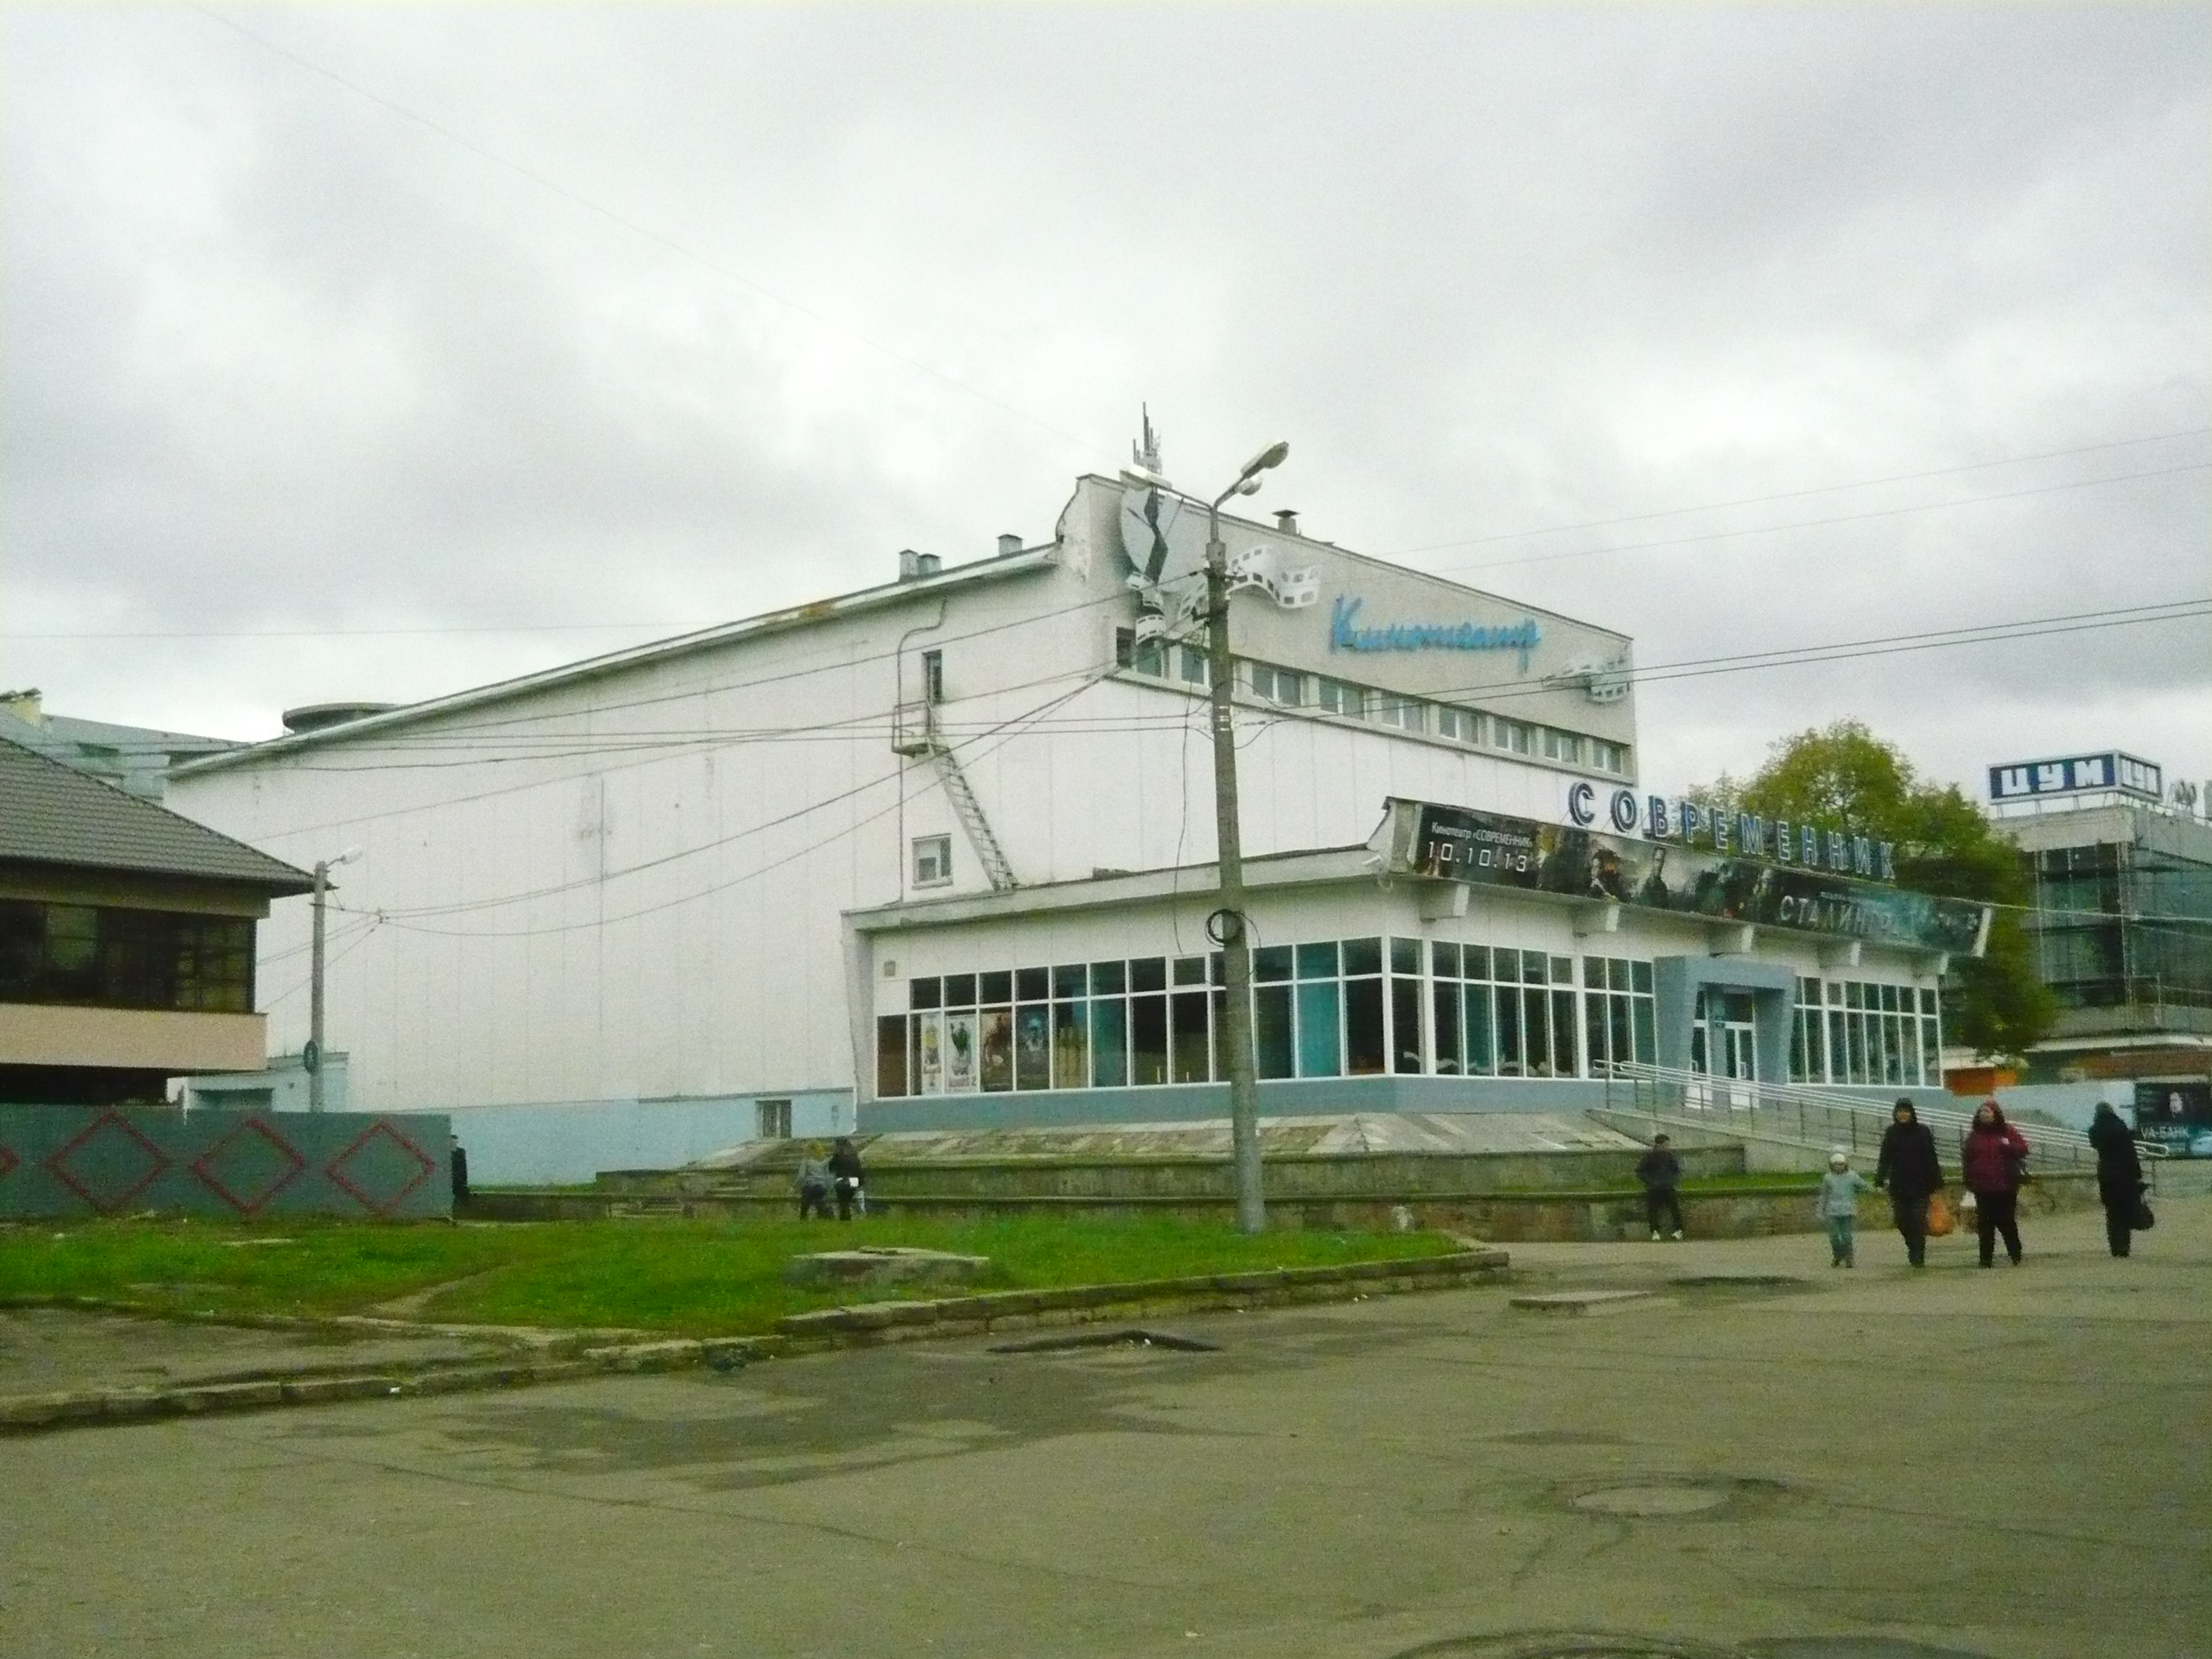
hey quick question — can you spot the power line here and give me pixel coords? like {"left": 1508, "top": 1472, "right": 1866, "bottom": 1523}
{"left": 1387, "top": 425, "right": 2212, "bottom": 557}
{"left": 1427, "top": 461, "right": 2211, "bottom": 577}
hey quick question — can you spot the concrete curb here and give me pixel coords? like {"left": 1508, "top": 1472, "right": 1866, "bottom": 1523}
{"left": 0, "top": 1247, "right": 1508, "bottom": 1435}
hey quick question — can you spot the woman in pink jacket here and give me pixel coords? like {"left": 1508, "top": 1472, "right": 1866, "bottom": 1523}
{"left": 1961, "top": 1100, "right": 2032, "bottom": 1268}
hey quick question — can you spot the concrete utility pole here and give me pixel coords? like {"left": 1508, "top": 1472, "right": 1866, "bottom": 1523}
{"left": 306, "top": 846, "right": 362, "bottom": 1111}
{"left": 1204, "top": 441, "right": 1290, "bottom": 1233}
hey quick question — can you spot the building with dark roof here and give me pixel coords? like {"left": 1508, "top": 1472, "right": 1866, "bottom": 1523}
{"left": 1, "top": 733, "right": 313, "bottom": 1104}
{"left": 0, "top": 689, "right": 237, "bottom": 801}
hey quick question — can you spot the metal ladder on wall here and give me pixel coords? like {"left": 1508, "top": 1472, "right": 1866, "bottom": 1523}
{"left": 893, "top": 699, "right": 1019, "bottom": 893}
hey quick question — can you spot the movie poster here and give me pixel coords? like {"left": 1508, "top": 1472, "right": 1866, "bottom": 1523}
{"left": 916, "top": 1011, "right": 943, "bottom": 1095}
{"left": 943, "top": 1011, "right": 977, "bottom": 1093}
{"left": 1015, "top": 1006, "right": 1050, "bottom": 1090}
{"left": 1391, "top": 800, "right": 1986, "bottom": 956}
{"left": 979, "top": 1008, "right": 1014, "bottom": 1092}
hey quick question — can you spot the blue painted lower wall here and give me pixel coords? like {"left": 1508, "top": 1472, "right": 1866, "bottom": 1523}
{"left": 440, "top": 1091, "right": 855, "bottom": 1185}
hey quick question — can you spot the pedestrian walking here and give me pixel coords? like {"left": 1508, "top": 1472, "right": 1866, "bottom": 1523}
{"left": 1816, "top": 1147, "right": 1874, "bottom": 1267}
{"left": 1636, "top": 1133, "right": 1684, "bottom": 1241}
{"left": 794, "top": 1142, "right": 832, "bottom": 1221}
{"left": 828, "top": 1135, "right": 866, "bottom": 1221}
{"left": 1874, "top": 1098, "right": 1944, "bottom": 1267}
{"left": 2087, "top": 1101, "right": 2148, "bottom": 1258}
{"left": 1961, "top": 1099, "right": 2031, "bottom": 1267}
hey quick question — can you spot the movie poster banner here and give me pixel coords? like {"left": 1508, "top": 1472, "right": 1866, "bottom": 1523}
{"left": 1388, "top": 798, "right": 1988, "bottom": 956}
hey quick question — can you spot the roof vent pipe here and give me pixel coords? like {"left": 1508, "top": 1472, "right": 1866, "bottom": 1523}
{"left": 897, "top": 549, "right": 922, "bottom": 581}
{"left": 1273, "top": 509, "right": 1300, "bottom": 536}
{"left": 997, "top": 533, "right": 1023, "bottom": 556}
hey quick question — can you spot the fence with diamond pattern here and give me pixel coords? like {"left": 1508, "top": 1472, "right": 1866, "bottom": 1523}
{"left": 0, "top": 1106, "right": 453, "bottom": 1220}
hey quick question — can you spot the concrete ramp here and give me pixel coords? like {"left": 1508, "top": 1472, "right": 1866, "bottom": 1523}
{"left": 688, "top": 1112, "right": 1646, "bottom": 1169}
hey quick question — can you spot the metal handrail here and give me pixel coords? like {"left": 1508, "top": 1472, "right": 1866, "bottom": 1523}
{"left": 1603, "top": 1061, "right": 2097, "bottom": 1170}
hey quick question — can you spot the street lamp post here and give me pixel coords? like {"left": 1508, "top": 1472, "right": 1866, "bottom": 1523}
{"left": 306, "top": 846, "right": 362, "bottom": 1111}
{"left": 1204, "top": 441, "right": 1290, "bottom": 1234}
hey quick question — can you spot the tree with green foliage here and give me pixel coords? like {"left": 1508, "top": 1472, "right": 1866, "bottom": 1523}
{"left": 1692, "top": 720, "right": 2055, "bottom": 1062}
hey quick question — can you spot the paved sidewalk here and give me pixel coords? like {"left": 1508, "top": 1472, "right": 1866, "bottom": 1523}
{"left": 1, "top": 1197, "right": 2203, "bottom": 1658}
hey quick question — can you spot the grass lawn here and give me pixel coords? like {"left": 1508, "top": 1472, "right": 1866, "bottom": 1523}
{"left": 0, "top": 1215, "right": 1460, "bottom": 1337}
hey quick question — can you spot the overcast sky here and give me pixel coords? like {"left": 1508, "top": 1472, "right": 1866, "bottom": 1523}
{"left": 3, "top": 5, "right": 2206, "bottom": 802}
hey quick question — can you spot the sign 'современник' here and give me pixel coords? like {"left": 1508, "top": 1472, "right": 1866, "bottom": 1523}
{"left": 1387, "top": 798, "right": 1988, "bottom": 957}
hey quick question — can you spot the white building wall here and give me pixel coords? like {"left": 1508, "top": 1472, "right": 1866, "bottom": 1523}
{"left": 167, "top": 475, "right": 1658, "bottom": 1160}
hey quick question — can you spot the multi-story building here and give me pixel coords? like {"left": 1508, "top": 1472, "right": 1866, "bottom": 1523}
{"left": 167, "top": 454, "right": 1984, "bottom": 1180}
{"left": 1987, "top": 750, "right": 2212, "bottom": 1087}
{"left": 1, "top": 735, "right": 312, "bottom": 1104}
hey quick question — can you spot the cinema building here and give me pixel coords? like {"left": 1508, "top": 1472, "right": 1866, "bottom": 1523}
{"left": 167, "top": 457, "right": 1986, "bottom": 1181}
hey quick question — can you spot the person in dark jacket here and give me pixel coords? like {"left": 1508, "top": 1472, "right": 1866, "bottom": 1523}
{"left": 793, "top": 1143, "right": 832, "bottom": 1220}
{"left": 1960, "top": 1099, "right": 2031, "bottom": 1267}
{"left": 449, "top": 1136, "right": 470, "bottom": 1206}
{"left": 1874, "top": 1098, "right": 1944, "bottom": 1267}
{"left": 828, "top": 1136, "right": 866, "bottom": 1222}
{"left": 1635, "top": 1134, "right": 1684, "bottom": 1241}
{"left": 2087, "top": 1101, "right": 2146, "bottom": 1258}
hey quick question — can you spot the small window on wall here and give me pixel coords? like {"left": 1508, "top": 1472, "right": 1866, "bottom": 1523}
{"left": 1435, "top": 706, "right": 1483, "bottom": 744}
{"left": 1591, "top": 739, "right": 1629, "bottom": 775}
{"left": 1374, "top": 695, "right": 1426, "bottom": 733}
{"left": 756, "top": 1099, "right": 792, "bottom": 1140}
{"left": 1177, "top": 644, "right": 1210, "bottom": 686}
{"left": 1250, "top": 663, "right": 1305, "bottom": 705}
{"left": 1316, "top": 678, "right": 1364, "bottom": 718}
{"left": 913, "top": 835, "right": 952, "bottom": 887}
{"left": 921, "top": 650, "right": 945, "bottom": 705}
{"left": 1494, "top": 719, "right": 1532, "bottom": 754}
{"left": 1542, "top": 729, "right": 1582, "bottom": 764}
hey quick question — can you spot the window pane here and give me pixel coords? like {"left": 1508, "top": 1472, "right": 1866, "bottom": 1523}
{"left": 909, "top": 977, "right": 942, "bottom": 1010}
{"left": 1296, "top": 941, "right": 1339, "bottom": 980}
{"left": 1345, "top": 977, "right": 1386, "bottom": 1074}
{"left": 1389, "top": 936, "right": 1420, "bottom": 975}
{"left": 1130, "top": 956, "right": 1167, "bottom": 993}
{"left": 1609, "top": 997, "right": 1631, "bottom": 1071}
{"left": 1015, "top": 1005, "right": 1051, "bottom": 1089}
{"left": 1090, "top": 960, "right": 1127, "bottom": 995}
{"left": 1585, "top": 998, "right": 1609, "bottom": 1073}
{"left": 1173, "top": 955, "right": 1207, "bottom": 987}
{"left": 1433, "top": 983, "right": 1462, "bottom": 1072}
{"left": 1465, "top": 945, "right": 1492, "bottom": 981}
{"left": 1254, "top": 944, "right": 1293, "bottom": 981}
{"left": 1016, "top": 966, "right": 1049, "bottom": 1002}
{"left": 1171, "top": 989, "right": 1211, "bottom": 1083}
{"left": 1631, "top": 999, "right": 1654, "bottom": 1063}
{"left": 876, "top": 1017, "right": 909, "bottom": 1097}
{"left": 980, "top": 970, "right": 1012, "bottom": 1004}
{"left": 1091, "top": 999, "right": 1128, "bottom": 1087}
{"left": 1342, "top": 937, "right": 1382, "bottom": 977}
{"left": 1130, "top": 995, "right": 1168, "bottom": 1085}
{"left": 1495, "top": 985, "right": 1523, "bottom": 1073}
{"left": 1256, "top": 985, "right": 1296, "bottom": 1078}
{"left": 1296, "top": 981, "right": 1341, "bottom": 1077}
{"left": 1464, "top": 984, "right": 1496, "bottom": 1074}
{"left": 1391, "top": 978, "right": 1424, "bottom": 1072}
{"left": 1552, "top": 989, "right": 1578, "bottom": 1076}
{"left": 1052, "top": 1002, "right": 1088, "bottom": 1088}
{"left": 980, "top": 1008, "right": 1013, "bottom": 1090}
{"left": 1052, "top": 963, "right": 1086, "bottom": 998}
{"left": 944, "top": 973, "right": 977, "bottom": 1008}
{"left": 1631, "top": 960, "right": 1654, "bottom": 996}
{"left": 1432, "top": 940, "right": 1461, "bottom": 979}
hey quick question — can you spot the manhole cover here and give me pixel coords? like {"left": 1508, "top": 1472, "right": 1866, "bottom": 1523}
{"left": 1571, "top": 1483, "right": 1733, "bottom": 1516}
{"left": 986, "top": 1327, "right": 1221, "bottom": 1354}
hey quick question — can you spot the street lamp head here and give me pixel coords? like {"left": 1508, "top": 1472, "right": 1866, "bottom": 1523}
{"left": 321, "top": 845, "right": 364, "bottom": 874}
{"left": 1236, "top": 440, "right": 1290, "bottom": 483}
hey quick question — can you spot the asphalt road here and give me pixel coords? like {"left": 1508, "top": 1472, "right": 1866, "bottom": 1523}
{"left": 4, "top": 1197, "right": 2205, "bottom": 1659}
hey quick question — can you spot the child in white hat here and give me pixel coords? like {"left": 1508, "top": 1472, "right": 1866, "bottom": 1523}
{"left": 1816, "top": 1147, "right": 1875, "bottom": 1268}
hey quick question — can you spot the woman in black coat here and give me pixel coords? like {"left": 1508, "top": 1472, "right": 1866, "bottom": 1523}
{"left": 2087, "top": 1102, "right": 2146, "bottom": 1258}
{"left": 1874, "top": 1098, "right": 1945, "bottom": 1268}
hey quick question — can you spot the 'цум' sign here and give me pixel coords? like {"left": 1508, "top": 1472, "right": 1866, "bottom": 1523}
{"left": 1330, "top": 596, "right": 1540, "bottom": 672}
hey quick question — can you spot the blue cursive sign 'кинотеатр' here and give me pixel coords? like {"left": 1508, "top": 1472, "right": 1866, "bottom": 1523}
{"left": 1328, "top": 596, "right": 1540, "bottom": 671}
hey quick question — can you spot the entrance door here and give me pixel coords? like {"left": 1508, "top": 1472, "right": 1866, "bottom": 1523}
{"left": 1689, "top": 989, "right": 1759, "bottom": 1109}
